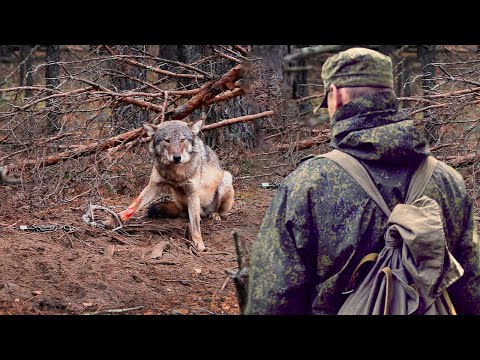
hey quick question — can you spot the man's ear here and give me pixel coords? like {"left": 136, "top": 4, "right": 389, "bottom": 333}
{"left": 190, "top": 119, "right": 203, "bottom": 136}
{"left": 330, "top": 84, "right": 343, "bottom": 109}
{"left": 143, "top": 123, "right": 158, "bottom": 137}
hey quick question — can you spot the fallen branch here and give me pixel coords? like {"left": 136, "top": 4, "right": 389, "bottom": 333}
{"left": 410, "top": 103, "right": 447, "bottom": 115}
{"left": 84, "top": 305, "right": 143, "bottom": 315}
{"left": 5, "top": 110, "right": 273, "bottom": 172}
{"left": 0, "top": 86, "right": 58, "bottom": 93}
{"left": 117, "top": 96, "right": 165, "bottom": 112}
{"left": 146, "top": 260, "right": 178, "bottom": 266}
{"left": 5, "top": 128, "right": 143, "bottom": 172}
{"left": 438, "top": 153, "right": 480, "bottom": 167}
{"left": 236, "top": 173, "right": 276, "bottom": 180}
{"left": 276, "top": 133, "right": 330, "bottom": 152}
{"left": 220, "top": 275, "right": 230, "bottom": 291}
{"left": 430, "top": 142, "right": 456, "bottom": 152}
{"left": 423, "top": 87, "right": 480, "bottom": 99}
{"left": 165, "top": 63, "right": 244, "bottom": 120}
{"left": 233, "top": 45, "right": 249, "bottom": 56}
{"left": 198, "top": 251, "right": 231, "bottom": 256}
{"left": 295, "top": 94, "right": 323, "bottom": 103}
{"left": 212, "top": 48, "right": 242, "bottom": 64}
{"left": 201, "top": 111, "right": 274, "bottom": 131}
{"left": 19, "top": 87, "right": 93, "bottom": 111}
{"left": 205, "top": 88, "right": 245, "bottom": 105}
{"left": 409, "top": 99, "right": 480, "bottom": 116}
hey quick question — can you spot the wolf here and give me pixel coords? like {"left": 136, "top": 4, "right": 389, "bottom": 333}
{"left": 0, "top": 166, "right": 21, "bottom": 185}
{"left": 113, "top": 119, "right": 234, "bottom": 252}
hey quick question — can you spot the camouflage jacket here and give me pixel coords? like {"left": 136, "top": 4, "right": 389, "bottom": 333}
{"left": 246, "top": 91, "right": 480, "bottom": 315}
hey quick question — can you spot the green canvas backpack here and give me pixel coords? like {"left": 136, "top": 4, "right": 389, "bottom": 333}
{"left": 319, "top": 149, "right": 464, "bottom": 315}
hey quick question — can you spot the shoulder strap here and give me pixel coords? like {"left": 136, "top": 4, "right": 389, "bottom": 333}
{"left": 404, "top": 156, "right": 438, "bottom": 205}
{"left": 318, "top": 150, "right": 392, "bottom": 217}
{"left": 318, "top": 149, "right": 438, "bottom": 217}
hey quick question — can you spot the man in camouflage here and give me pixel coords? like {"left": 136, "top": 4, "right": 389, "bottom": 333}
{"left": 245, "top": 47, "right": 480, "bottom": 315}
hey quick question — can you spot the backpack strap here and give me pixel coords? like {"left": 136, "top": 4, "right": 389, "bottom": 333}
{"left": 404, "top": 156, "right": 438, "bottom": 205}
{"left": 318, "top": 149, "right": 438, "bottom": 215}
{"left": 441, "top": 289, "right": 457, "bottom": 315}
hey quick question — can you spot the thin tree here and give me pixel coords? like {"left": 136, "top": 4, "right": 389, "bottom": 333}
{"left": 19, "top": 45, "right": 35, "bottom": 97}
{"left": 45, "top": 45, "right": 61, "bottom": 134}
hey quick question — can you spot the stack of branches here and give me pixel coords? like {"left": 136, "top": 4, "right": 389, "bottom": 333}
{"left": 0, "top": 45, "right": 284, "bottom": 210}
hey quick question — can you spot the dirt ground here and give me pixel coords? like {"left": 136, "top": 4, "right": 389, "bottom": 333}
{"left": 0, "top": 179, "right": 277, "bottom": 315}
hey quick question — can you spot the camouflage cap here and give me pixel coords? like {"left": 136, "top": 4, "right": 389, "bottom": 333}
{"left": 319, "top": 47, "right": 393, "bottom": 108}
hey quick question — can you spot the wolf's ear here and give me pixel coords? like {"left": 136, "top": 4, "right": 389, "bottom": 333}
{"left": 190, "top": 119, "right": 203, "bottom": 136}
{"left": 143, "top": 123, "right": 158, "bottom": 137}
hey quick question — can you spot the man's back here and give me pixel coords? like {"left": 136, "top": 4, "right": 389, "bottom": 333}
{"left": 246, "top": 91, "right": 479, "bottom": 314}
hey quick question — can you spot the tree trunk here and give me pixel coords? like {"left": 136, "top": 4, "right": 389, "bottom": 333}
{"left": 418, "top": 45, "right": 436, "bottom": 93}
{"left": 19, "top": 45, "right": 35, "bottom": 97}
{"left": 0, "top": 45, "right": 13, "bottom": 64}
{"left": 158, "top": 45, "right": 179, "bottom": 81}
{"left": 248, "top": 45, "right": 307, "bottom": 150}
{"left": 169, "top": 45, "right": 256, "bottom": 150}
{"left": 45, "top": 45, "right": 61, "bottom": 134}
{"left": 396, "top": 56, "right": 412, "bottom": 98}
{"left": 110, "top": 45, "right": 148, "bottom": 133}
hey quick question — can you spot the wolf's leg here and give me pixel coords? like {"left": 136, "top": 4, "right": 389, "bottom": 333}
{"left": 117, "top": 182, "right": 161, "bottom": 223}
{"left": 116, "top": 168, "right": 163, "bottom": 224}
{"left": 217, "top": 172, "right": 234, "bottom": 219}
{"left": 187, "top": 194, "right": 206, "bottom": 252}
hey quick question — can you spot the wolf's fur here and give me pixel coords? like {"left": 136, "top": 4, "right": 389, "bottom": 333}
{"left": 117, "top": 119, "right": 234, "bottom": 252}
{"left": 0, "top": 167, "right": 20, "bottom": 185}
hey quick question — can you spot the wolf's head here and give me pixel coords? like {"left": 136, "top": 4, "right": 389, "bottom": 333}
{"left": 143, "top": 120, "right": 203, "bottom": 165}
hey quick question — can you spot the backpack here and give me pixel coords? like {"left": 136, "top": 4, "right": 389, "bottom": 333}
{"left": 318, "top": 149, "right": 464, "bottom": 315}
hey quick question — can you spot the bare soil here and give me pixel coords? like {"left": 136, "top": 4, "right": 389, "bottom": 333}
{"left": 0, "top": 180, "right": 275, "bottom": 315}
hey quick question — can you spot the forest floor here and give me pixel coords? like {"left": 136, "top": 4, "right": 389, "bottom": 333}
{"left": 0, "top": 178, "right": 278, "bottom": 315}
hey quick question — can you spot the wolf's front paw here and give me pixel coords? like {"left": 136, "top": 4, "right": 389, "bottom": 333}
{"left": 209, "top": 212, "right": 222, "bottom": 222}
{"left": 192, "top": 234, "right": 206, "bottom": 252}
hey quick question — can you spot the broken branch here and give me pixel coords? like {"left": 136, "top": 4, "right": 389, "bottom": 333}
{"left": 165, "top": 63, "right": 244, "bottom": 120}
{"left": 84, "top": 306, "right": 143, "bottom": 315}
{"left": 201, "top": 111, "right": 274, "bottom": 131}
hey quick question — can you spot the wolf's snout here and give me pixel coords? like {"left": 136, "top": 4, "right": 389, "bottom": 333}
{"left": 173, "top": 155, "right": 182, "bottom": 163}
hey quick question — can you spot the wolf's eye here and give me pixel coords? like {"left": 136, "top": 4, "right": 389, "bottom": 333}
{"left": 163, "top": 139, "right": 170, "bottom": 143}
{"left": 180, "top": 139, "right": 186, "bottom": 143}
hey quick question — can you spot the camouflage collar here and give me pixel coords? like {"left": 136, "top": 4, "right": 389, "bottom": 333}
{"left": 329, "top": 91, "right": 429, "bottom": 164}
{"left": 331, "top": 91, "right": 408, "bottom": 141}
{"left": 332, "top": 91, "right": 399, "bottom": 125}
